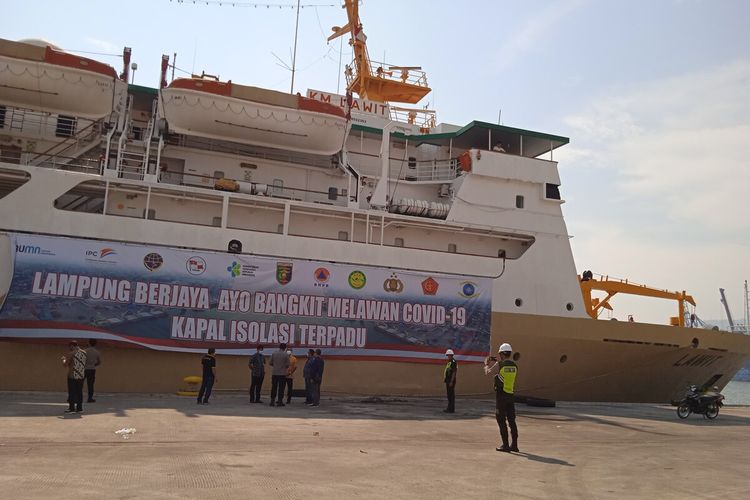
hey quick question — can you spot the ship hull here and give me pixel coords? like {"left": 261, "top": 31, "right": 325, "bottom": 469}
{"left": 0, "top": 312, "right": 747, "bottom": 402}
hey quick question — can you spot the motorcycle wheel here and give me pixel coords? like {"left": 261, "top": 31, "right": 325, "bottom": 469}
{"left": 677, "top": 405, "right": 691, "bottom": 419}
{"left": 704, "top": 404, "right": 719, "bottom": 420}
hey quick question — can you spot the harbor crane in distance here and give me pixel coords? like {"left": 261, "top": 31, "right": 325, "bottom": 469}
{"left": 579, "top": 271, "right": 695, "bottom": 327}
{"left": 719, "top": 288, "right": 735, "bottom": 331}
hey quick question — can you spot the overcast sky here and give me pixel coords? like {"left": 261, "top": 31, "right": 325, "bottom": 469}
{"left": 5, "top": 0, "right": 749, "bottom": 325}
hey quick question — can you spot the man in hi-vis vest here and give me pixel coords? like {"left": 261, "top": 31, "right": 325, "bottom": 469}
{"left": 484, "top": 343, "right": 519, "bottom": 452}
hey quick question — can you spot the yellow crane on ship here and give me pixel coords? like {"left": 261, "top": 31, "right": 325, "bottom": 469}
{"left": 579, "top": 271, "right": 696, "bottom": 327}
{"left": 328, "top": 0, "right": 431, "bottom": 104}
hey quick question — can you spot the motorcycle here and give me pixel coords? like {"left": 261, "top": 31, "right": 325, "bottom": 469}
{"left": 676, "top": 385, "right": 725, "bottom": 420}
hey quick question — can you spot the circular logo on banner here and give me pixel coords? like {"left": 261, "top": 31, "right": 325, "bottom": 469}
{"left": 348, "top": 270, "right": 367, "bottom": 289}
{"left": 458, "top": 281, "right": 480, "bottom": 299}
{"left": 143, "top": 253, "right": 164, "bottom": 272}
{"left": 186, "top": 256, "right": 206, "bottom": 275}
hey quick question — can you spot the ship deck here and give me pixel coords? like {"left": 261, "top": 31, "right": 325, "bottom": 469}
{"left": 1, "top": 392, "right": 748, "bottom": 498}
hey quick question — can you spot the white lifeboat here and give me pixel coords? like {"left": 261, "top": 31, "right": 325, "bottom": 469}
{"left": 160, "top": 78, "right": 350, "bottom": 156}
{"left": 0, "top": 38, "right": 119, "bottom": 119}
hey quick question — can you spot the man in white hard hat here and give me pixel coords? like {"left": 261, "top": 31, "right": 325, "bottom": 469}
{"left": 484, "top": 342, "right": 519, "bottom": 452}
{"left": 443, "top": 349, "right": 458, "bottom": 413}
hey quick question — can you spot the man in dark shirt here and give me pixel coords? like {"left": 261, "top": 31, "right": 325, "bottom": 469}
{"left": 248, "top": 345, "right": 265, "bottom": 403}
{"left": 303, "top": 348, "right": 315, "bottom": 404}
{"left": 309, "top": 349, "right": 325, "bottom": 407}
{"left": 197, "top": 348, "right": 217, "bottom": 404}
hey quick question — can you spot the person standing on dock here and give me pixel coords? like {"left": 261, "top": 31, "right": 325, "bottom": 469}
{"left": 62, "top": 340, "right": 87, "bottom": 414}
{"left": 484, "top": 343, "right": 519, "bottom": 452}
{"left": 303, "top": 348, "right": 315, "bottom": 404}
{"left": 443, "top": 349, "right": 457, "bottom": 413}
{"left": 285, "top": 348, "right": 298, "bottom": 404}
{"left": 197, "top": 348, "right": 216, "bottom": 405}
{"left": 84, "top": 339, "right": 101, "bottom": 403}
{"left": 308, "top": 349, "right": 325, "bottom": 407}
{"left": 248, "top": 345, "right": 266, "bottom": 404}
{"left": 269, "top": 343, "right": 290, "bottom": 406}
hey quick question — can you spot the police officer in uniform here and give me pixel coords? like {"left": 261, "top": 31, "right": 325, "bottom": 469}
{"left": 484, "top": 343, "right": 519, "bottom": 452}
{"left": 443, "top": 349, "right": 457, "bottom": 413}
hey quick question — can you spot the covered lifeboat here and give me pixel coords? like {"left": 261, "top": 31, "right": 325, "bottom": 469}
{"left": 0, "top": 38, "right": 120, "bottom": 119}
{"left": 160, "top": 77, "right": 349, "bottom": 155}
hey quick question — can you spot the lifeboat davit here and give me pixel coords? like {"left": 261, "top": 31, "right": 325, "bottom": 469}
{"left": 160, "top": 78, "right": 349, "bottom": 156}
{"left": 0, "top": 38, "right": 120, "bottom": 119}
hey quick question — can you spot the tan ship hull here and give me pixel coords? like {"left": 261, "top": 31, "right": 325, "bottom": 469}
{"left": 2, "top": 312, "right": 748, "bottom": 403}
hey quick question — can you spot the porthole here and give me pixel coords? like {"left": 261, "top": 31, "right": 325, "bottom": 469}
{"left": 560, "top": 355, "right": 567, "bottom": 363}
{"left": 514, "top": 298, "right": 523, "bottom": 307}
{"left": 513, "top": 352, "right": 521, "bottom": 361}
{"left": 566, "top": 302, "right": 574, "bottom": 311}
{"left": 691, "top": 338, "right": 699, "bottom": 348}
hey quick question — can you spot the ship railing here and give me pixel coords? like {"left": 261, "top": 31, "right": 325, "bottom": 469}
{"left": 346, "top": 58, "right": 429, "bottom": 89}
{"left": 0, "top": 105, "right": 100, "bottom": 147}
{"left": 158, "top": 169, "right": 350, "bottom": 207}
{"left": 1, "top": 149, "right": 103, "bottom": 174}
{"left": 28, "top": 119, "right": 104, "bottom": 167}
{"left": 169, "top": 134, "right": 336, "bottom": 170}
{"left": 389, "top": 106, "right": 436, "bottom": 130}
{"left": 347, "top": 150, "right": 457, "bottom": 182}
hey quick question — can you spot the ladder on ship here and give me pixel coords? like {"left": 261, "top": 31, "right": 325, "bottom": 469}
{"left": 113, "top": 99, "right": 161, "bottom": 180}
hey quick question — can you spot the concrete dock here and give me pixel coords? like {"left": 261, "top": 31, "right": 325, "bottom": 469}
{"left": 0, "top": 392, "right": 748, "bottom": 499}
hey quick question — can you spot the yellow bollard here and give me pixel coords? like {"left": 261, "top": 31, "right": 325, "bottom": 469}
{"left": 176, "top": 375, "right": 202, "bottom": 396}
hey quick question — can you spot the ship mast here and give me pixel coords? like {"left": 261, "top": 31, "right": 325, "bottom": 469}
{"left": 328, "top": 0, "right": 431, "bottom": 104}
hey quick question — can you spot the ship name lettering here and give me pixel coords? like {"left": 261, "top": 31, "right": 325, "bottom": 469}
{"left": 672, "top": 353, "right": 722, "bottom": 368}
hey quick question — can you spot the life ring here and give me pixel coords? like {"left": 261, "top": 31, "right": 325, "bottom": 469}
{"left": 458, "top": 151, "right": 472, "bottom": 172}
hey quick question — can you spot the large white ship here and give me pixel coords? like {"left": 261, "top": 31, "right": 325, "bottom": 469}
{"left": 1, "top": 2, "right": 749, "bottom": 402}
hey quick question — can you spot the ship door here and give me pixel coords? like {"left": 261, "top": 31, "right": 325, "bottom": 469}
{"left": 159, "top": 157, "right": 185, "bottom": 185}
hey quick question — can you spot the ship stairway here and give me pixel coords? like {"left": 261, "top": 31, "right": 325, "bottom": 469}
{"left": 116, "top": 143, "right": 147, "bottom": 180}
{"left": 27, "top": 119, "right": 105, "bottom": 171}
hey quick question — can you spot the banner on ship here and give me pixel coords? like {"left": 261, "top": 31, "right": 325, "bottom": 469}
{"left": 0, "top": 233, "right": 491, "bottom": 363}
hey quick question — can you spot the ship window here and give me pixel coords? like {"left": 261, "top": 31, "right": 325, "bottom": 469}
{"left": 448, "top": 243, "right": 457, "bottom": 253}
{"left": 212, "top": 216, "right": 222, "bottom": 227}
{"left": 338, "top": 231, "right": 349, "bottom": 241}
{"left": 560, "top": 355, "right": 568, "bottom": 363}
{"left": 272, "top": 178, "right": 284, "bottom": 195}
{"left": 55, "top": 115, "right": 77, "bottom": 138}
{"left": 394, "top": 237, "right": 404, "bottom": 247}
{"left": 566, "top": 302, "right": 574, "bottom": 311}
{"left": 328, "top": 187, "right": 338, "bottom": 200}
{"left": 144, "top": 208, "right": 156, "bottom": 220}
{"left": 0, "top": 105, "right": 5, "bottom": 128}
{"left": 545, "top": 183, "right": 561, "bottom": 200}
{"left": 277, "top": 224, "right": 284, "bottom": 234}
{"left": 0, "top": 168, "right": 30, "bottom": 200}
{"left": 514, "top": 298, "right": 523, "bottom": 307}
{"left": 0, "top": 145, "right": 22, "bottom": 165}
{"left": 515, "top": 195, "right": 524, "bottom": 209}
{"left": 691, "top": 338, "right": 699, "bottom": 348}
{"left": 213, "top": 170, "right": 225, "bottom": 179}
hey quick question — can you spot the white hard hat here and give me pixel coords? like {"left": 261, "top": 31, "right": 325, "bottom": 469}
{"left": 498, "top": 343, "right": 512, "bottom": 353}
{"left": 445, "top": 349, "right": 455, "bottom": 356}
